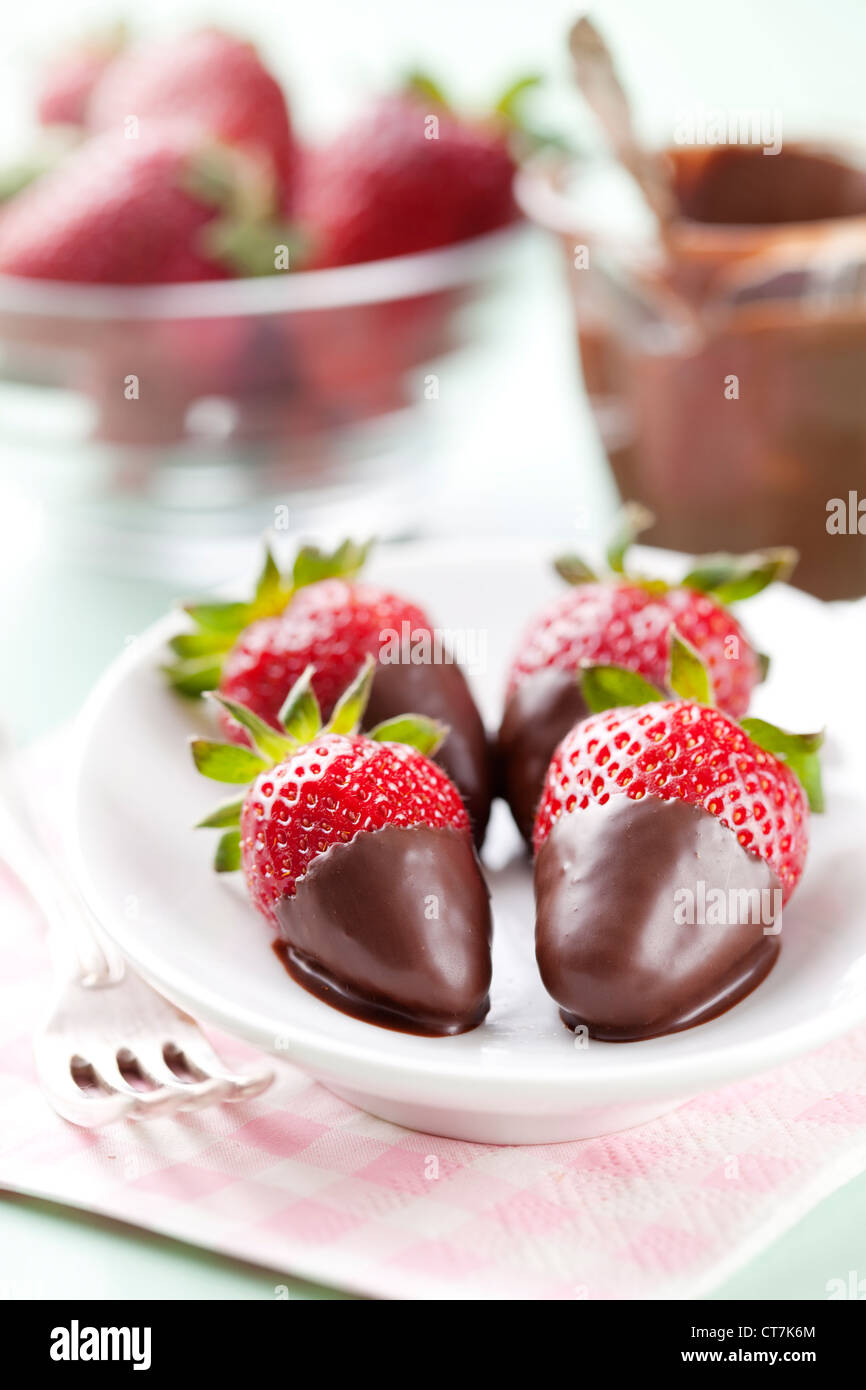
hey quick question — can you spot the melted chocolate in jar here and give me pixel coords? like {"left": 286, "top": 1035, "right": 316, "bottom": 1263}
{"left": 670, "top": 143, "right": 866, "bottom": 228}
{"left": 534, "top": 796, "right": 781, "bottom": 1041}
{"left": 497, "top": 668, "right": 589, "bottom": 846}
{"left": 598, "top": 143, "right": 866, "bottom": 599}
{"left": 274, "top": 824, "right": 492, "bottom": 1036}
{"left": 364, "top": 656, "right": 491, "bottom": 848}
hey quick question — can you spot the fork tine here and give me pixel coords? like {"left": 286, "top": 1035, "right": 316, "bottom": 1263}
{"left": 83, "top": 1043, "right": 245, "bottom": 1118}
{"left": 33, "top": 1051, "right": 134, "bottom": 1128}
{"left": 128, "top": 1074, "right": 241, "bottom": 1119}
{"left": 84, "top": 1044, "right": 162, "bottom": 1101}
{"left": 181, "top": 1057, "right": 274, "bottom": 1103}
{"left": 215, "top": 1068, "right": 274, "bottom": 1102}
{"left": 7, "top": 742, "right": 276, "bottom": 1131}
{"left": 132, "top": 1033, "right": 275, "bottom": 1104}
{"left": 33, "top": 1033, "right": 134, "bottom": 1126}
{"left": 42, "top": 1077, "right": 134, "bottom": 1128}
{"left": 161, "top": 1033, "right": 274, "bottom": 1102}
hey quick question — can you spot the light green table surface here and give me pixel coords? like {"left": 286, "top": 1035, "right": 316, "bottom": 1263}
{"left": 1, "top": 0, "right": 865, "bottom": 1303}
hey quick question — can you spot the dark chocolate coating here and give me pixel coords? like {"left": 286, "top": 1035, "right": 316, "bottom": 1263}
{"left": 365, "top": 656, "right": 491, "bottom": 848}
{"left": 534, "top": 797, "right": 781, "bottom": 1041}
{"left": 274, "top": 824, "right": 492, "bottom": 1036}
{"left": 498, "top": 669, "right": 589, "bottom": 846}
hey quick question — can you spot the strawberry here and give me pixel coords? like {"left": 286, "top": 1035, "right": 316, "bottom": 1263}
{"left": 220, "top": 581, "right": 432, "bottom": 732}
{"left": 164, "top": 539, "right": 373, "bottom": 696}
{"left": 0, "top": 123, "right": 292, "bottom": 284}
{"left": 167, "top": 539, "right": 492, "bottom": 846}
{"left": 295, "top": 75, "right": 523, "bottom": 268}
{"left": 498, "top": 503, "right": 796, "bottom": 843}
{"left": 82, "top": 312, "right": 253, "bottom": 446}
{"left": 223, "top": 581, "right": 491, "bottom": 844}
{"left": 292, "top": 293, "right": 456, "bottom": 421}
{"left": 193, "top": 658, "right": 492, "bottom": 1035}
{"left": 36, "top": 26, "right": 126, "bottom": 127}
{"left": 87, "top": 29, "right": 298, "bottom": 210}
{"left": 533, "top": 631, "right": 823, "bottom": 1041}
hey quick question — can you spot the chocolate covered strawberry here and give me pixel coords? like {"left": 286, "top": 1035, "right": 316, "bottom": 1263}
{"left": 498, "top": 504, "right": 796, "bottom": 843}
{"left": 193, "top": 658, "right": 492, "bottom": 1035}
{"left": 167, "top": 539, "right": 492, "bottom": 846}
{"left": 165, "top": 539, "right": 372, "bottom": 695}
{"left": 87, "top": 28, "right": 299, "bottom": 210}
{"left": 533, "top": 632, "right": 823, "bottom": 1042}
{"left": 0, "top": 123, "right": 292, "bottom": 283}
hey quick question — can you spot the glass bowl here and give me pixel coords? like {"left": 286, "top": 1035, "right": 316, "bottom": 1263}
{"left": 0, "top": 225, "right": 522, "bottom": 576}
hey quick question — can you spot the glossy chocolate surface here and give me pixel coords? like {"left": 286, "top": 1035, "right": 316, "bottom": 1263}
{"left": 498, "top": 668, "right": 589, "bottom": 846}
{"left": 274, "top": 823, "right": 492, "bottom": 1036}
{"left": 534, "top": 796, "right": 781, "bottom": 1041}
{"left": 365, "top": 655, "right": 491, "bottom": 847}
{"left": 670, "top": 143, "right": 866, "bottom": 228}
{"left": 587, "top": 143, "right": 866, "bottom": 599}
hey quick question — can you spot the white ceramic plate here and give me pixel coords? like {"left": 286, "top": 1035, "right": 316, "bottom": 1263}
{"left": 72, "top": 538, "right": 866, "bottom": 1143}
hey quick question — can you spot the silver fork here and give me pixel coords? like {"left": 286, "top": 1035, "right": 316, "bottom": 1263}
{"left": 0, "top": 734, "right": 273, "bottom": 1127}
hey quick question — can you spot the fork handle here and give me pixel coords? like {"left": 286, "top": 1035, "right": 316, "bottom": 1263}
{"left": 0, "top": 743, "right": 123, "bottom": 986}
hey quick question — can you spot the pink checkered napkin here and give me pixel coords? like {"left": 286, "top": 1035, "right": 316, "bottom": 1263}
{"left": 3, "top": 873, "right": 866, "bottom": 1300}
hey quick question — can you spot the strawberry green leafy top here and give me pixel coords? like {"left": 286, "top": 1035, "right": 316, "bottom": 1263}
{"left": 164, "top": 537, "right": 371, "bottom": 697}
{"left": 554, "top": 501, "right": 798, "bottom": 607}
{"left": 579, "top": 628, "right": 824, "bottom": 813}
{"left": 192, "top": 654, "right": 446, "bottom": 871}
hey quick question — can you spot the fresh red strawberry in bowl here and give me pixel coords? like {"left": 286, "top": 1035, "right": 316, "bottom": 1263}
{"left": 0, "top": 122, "right": 292, "bottom": 284}
{"left": 86, "top": 28, "right": 299, "bottom": 211}
{"left": 498, "top": 503, "right": 797, "bottom": 844}
{"left": 167, "top": 539, "right": 492, "bottom": 847}
{"left": 294, "top": 71, "right": 535, "bottom": 269}
{"left": 533, "top": 631, "right": 823, "bottom": 1043}
{"left": 284, "top": 75, "right": 530, "bottom": 418}
{"left": 192, "top": 657, "right": 492, "bottom": 1036}
{"left": 36, "top": 25, "right": 127, "bottom": 128}
{"left": 292, "top": 291, "right": 461, "bottom": 423}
